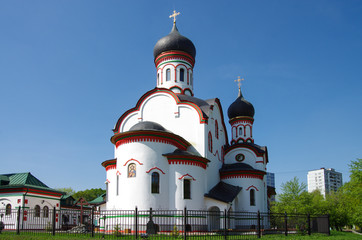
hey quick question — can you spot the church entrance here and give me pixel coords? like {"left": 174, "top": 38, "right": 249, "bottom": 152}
{"left": 208, "top": 206, "right": 221, "bottom": 231}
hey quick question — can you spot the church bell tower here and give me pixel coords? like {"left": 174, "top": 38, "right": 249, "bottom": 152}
{"left": 153, "top": 11, "right": 196, "bottom": 96}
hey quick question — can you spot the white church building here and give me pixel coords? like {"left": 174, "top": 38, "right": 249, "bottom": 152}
{"left": 102, "top": 16, "right": 269, "bottom": 214}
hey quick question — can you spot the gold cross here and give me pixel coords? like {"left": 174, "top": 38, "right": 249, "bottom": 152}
{"left": 169, "top": 10, "right": 180, "bottom": 23}
{"left": 234, "top": 76, "right": 244, "bottom": 89}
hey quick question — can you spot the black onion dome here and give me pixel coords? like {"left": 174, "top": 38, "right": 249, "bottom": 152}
{"left": 227, "top": 92, "right": 255, "bottom": 119}
{"left": 129, "top": 121, "right": 167, "bottom": 132}
{"left": 153, "top": 23, "right": 196, "bottom": 60}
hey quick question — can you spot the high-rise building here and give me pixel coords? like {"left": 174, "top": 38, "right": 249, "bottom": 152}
{"left": 307, "top": 168, "right": 343, "bottom": 197}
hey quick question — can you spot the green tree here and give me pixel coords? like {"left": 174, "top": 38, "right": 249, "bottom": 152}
{"left": 325, "top": 191, "right": 350, "bottom": 230}
{"left": 55, "top": 187, "right": 76, "bottom": 195}
{"left": 272, "top": 177, "right": 310, "bottom": 214}
{"left": 341, "top": 159, "right": 362, "bottom": 229}
{"left": 72, "top": 188, "right": 105, "bottom": 202}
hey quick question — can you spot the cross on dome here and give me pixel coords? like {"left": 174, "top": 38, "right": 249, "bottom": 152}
{"left": 234, "top": 76, "right": 244, "bottom": 97}
{"left": 169, "top": 10, "right": 180, "bottom": 23}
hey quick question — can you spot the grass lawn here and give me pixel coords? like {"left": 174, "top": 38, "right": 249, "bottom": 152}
{"left": 0, "top": 231, "right": 360, "bottom": 240}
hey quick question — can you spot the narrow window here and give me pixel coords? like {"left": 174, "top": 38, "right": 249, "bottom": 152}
{"left": 116, "top": 175, "right": 119, "bottom": 196}
{"left": 184, "top": 179, "right": 191, "bottom": 199}
{"left": 35, "top": 205, "right": 41, "bottom": 217}
{"left": 151, "top": 172, "right": 160, "bottom": 194}
{"left": 157, "top": 73, "right": 160, "bottom": 85}
{"left": 208, "top": 132, "right": 213, "bottom": 152}
{"left": 166, "top": 69, "right": 171, "bottom": 81}
{"left": 128, "top": 163, "right": 136, "bottom": 178}
{"left": 239, "top": 127, "right": 243, "bottom": 136}
{"left": 250, "top": 189, "right": 255, "bottom": 206}
{"left": 180, "top": 69, "right": 185, "bottom": 82}
{"left": 215, "top": 120, "right": 219, "bottom": 139}
{"left": 43, "top": 206, "right": 49, "bottom": 218}
{"left": 105, "top": 182, "right": 108, "bottom": 202}
{"left": 190, "top": 73, "right": 193, "bottom": 85}
{"left": 5, "top": 204, "right": 11, "bottom": 215}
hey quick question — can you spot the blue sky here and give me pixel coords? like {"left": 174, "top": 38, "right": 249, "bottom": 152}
{"left": 1, "top": 1, "right": 361, "bottom": 194}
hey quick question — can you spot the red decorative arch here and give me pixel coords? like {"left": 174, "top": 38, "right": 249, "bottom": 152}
{"left": 178, "top": 174, "right": 196, "bottom": 181}
{"left": 246, "top": 185, "right": 259, "bottom": 191}
{"left": 123, "top": 158, "right": 143, "bottom": 166}
{"left": 146, "top": 167, "right": 166, "bottom": 174}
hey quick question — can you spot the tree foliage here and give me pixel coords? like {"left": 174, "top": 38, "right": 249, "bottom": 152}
{"left": 55, "top": 187, "right": 75, "bottom": 196}
{"left": 272, "top": 159, "right": 362, "bottom": 231}
{"left": 340, "top": 159, "right": 362, "bottom": 229}
{"left": 72, "top": 188, "right": 105, "bottom": 202}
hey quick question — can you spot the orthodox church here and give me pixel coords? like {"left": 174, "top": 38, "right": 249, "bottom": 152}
{"left": 102, "top": 14, "right": 269, "bottom": 213}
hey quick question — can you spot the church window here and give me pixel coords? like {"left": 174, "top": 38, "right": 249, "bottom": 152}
{"left": 184, "top": 179, "right": 191, "bottom": 199}
{"left": 151, "top": 172, "right": 160, "bottom": 194}
{"left": 116, "top": 175, "right": 119, "bottom": 196}
{"left": 35, "top": 205, "right": 41, "bottom": 217}
{"left": 5, "top": 204, "right": 11, "bottom": 215}
{"left": 239, "top": 127, "right": 243, "bottom": 136}
{"left": 215, "top": 120, "right": 219, "bottom": 139}
{"left": 250, "top": 189, "right": 255, "bottom": 206}
{"left": 180, "top": 68, "right": 185, "bottom": 82}
{"left": 105, "top": 182, "right": 108, "bottom": 202}
{"left": 128, "top": 163, "right": 136, "bottom": 178}
{"left": 166, "top": 69, "right": 171, "bottom": 81}
{"left": 43, "top": 206, "right": 49, "bottom": 218}
{"left": 208, "top": 131, "right": 213, "bottom": 152}
{"left": 157, "top": 73, "right": 160, "bottom": 85}
{"left": 190, "top": 73, "right": 193, "bottom": 85}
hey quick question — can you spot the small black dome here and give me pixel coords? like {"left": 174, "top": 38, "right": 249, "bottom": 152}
{"left": 129, "top": 121, "right": 167, "bottom": 132}
{"left": 227, "top": 92, "right": 255, "bottom": 119}
{"left": 153, "top": 23, "right": 196, "bottom": 60}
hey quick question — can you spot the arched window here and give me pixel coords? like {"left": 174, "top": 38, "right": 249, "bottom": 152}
{"left": 128, "top": 163, "right": 136, "bottom": 178}
{"left": 151, "top": 172, "right": 160, "bottom": 194}
{"left": 208, "top": 132, "right": 213, "bottom": 152}
{"left": 215, "top": 120, "right": 219, "bottom": 139}
{"left": 166, "top": 69, "right": 171, "bottom": 81}
{"left": 116, "top": 175, "right": 119, "bottom": 196}
{"left": 184, "top": 179, "right": 191, "bottom": 199}
{"left": 35, "top": 205, "right": 41, "bottom": 217}
{"left": 239, "top": 127, "right": 243, "bottom": 136}
{"left": 190, "top": 73, "right": 193, "bottom": 85}
{"left": 5, "top": 204, "right": 11, "bottom": 215}
{"left": 157, "top": 73, "right": 160, "bottom": 85}
{"left": 250, "top": 189, "right": 255, "bottom": 206}
{"left": 43, "top": 206, "right": 49, "bottom": 218}
{"left": 105, "top": 181, "right": 109, "bottom": 202}
{"left": 180, "top": 68, "right": 185, "bottom": 82}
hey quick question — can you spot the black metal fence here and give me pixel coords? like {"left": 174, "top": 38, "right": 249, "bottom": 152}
{"left": 0, "top": 207, "right": 330, "bottom": 239}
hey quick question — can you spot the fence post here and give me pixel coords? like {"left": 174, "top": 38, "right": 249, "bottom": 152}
{"left": 327, "top": 214, "right": 330, "bottom": 236}
{"left": 16, "top": 207, "right": 21, "bottom": 235}
{"left": 257, "top": 211, "right": 261, "bottom": 238}
{"left": 52, "top": 207, "right": 56, "bottom": 236}
{"left": 91, "top": 207, "right": 95, "bottom": 238}
{"left": 224, "top": 209, "right": 227, "bottom": 240}
{"left": 183, "top": 207, "right": 187, "bottom": 240}
{"left": 284, "top": 212, "right": 288, "bottom": 236}
{"left": 103, "top": 215, "right": 106, "bottom": 239}
{"left": 307, "top": 213, "right": 311, "bottom": 235}
{"left": 135, "top": 207, "right": 138, "bottom": 240}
